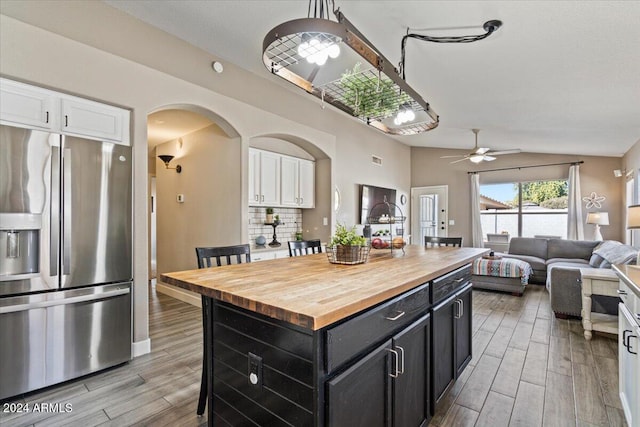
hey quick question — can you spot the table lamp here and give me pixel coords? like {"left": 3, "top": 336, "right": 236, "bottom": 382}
{"left": 627, "top": 205, "right": 640, "bottom": 265}
{"left": 586, "top": 212, "right": 609, "bottom": 241}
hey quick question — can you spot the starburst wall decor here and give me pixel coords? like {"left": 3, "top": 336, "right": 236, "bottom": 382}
{"left": 583, "top": 192, "right": 606, "bottom": 209}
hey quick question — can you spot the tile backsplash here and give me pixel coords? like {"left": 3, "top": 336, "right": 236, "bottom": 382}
{"left": 249, "top": 207, "right": 302, "bottom": 246}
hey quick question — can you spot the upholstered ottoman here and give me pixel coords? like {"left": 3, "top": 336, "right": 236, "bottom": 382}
{"left": 471, "top": 257, "right": 533, "bottom": 296}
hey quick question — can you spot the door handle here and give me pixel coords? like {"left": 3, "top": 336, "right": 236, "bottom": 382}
{"left": 50, "top": 146, "right": 60, "bottom": 277}
{"left": 385, "top": 311, "right": 405, "bottom": 321}
{"left": 387, "top": 348, "right": 400, "bottom": 378}
{"left": 395, "top": 346, "right": 405, "bottom": 375}
{"left": 62, "top": 147, "right": 72, "bottom": 275}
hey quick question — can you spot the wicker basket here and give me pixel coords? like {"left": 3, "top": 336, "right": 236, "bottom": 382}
{"left": 326, "top": 245, "right": 370, "bottom": 265}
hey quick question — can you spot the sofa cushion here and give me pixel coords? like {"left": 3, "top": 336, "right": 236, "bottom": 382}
{"left": 593, "top": 240, "right": 638, "bottom": 265}
{"left": 547, "top": 258, "right": 590, "bottom": 266}
{"left": 508, "top": 237, "right": 548, "bottom": 259}
{"left": 547, "top": 239, "right": 599, "bottom": 261}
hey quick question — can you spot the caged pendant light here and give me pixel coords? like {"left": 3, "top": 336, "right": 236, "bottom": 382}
{"left": 263, "top": 1, "right": 502, "bottom": 136}
{"left": 262, "top": 0, "right": 439, "bottom": 135}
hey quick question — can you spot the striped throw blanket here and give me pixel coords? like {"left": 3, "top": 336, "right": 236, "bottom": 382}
{"left": 472, "top": 258, "right": 533, "bottom": 285}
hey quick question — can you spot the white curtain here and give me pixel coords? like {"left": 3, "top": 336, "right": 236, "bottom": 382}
{"left": 567, "top": 164, "right": 584, "bottom": 240}
{"left": 470, "top": 173, "right": 484, "bottom": 248}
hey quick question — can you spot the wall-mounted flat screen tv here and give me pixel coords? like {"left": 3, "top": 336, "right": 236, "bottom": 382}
{"left": 360, "top": 184, "right": 397, "bottom": 224}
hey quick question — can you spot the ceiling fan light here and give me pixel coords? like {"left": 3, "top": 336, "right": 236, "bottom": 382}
{"left": 469, "top": 155, "right": 484, "bottom": 163}
{"left": 327, "top": 42, "right": 340, "bottom": 58}
{"left": 406, "top": 109, "right": 415, "bottom": 121}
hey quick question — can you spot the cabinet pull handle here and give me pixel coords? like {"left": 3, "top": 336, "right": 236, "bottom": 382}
{"left": 255, "top": 195, "right": 259, "bottom": 201}
{"left": 385, "top": 311, "right": 405, "bottom": 321}
{"left": 45, "top": 111, "right": 49, "bottom": 123}
{"left": 617, "top": 289, "right": 628, "bottom": 295}
{"left": 387, "top": 348, "right": 400, "bottom": 378}
{"left": 395, "top": 346, "right": 405, "bottom": 375}
{"left": 65, "top": 115, "right": 68, "bottom": 127}
{"left": 454, "top": 299, "right": 462, "bottom": 319}
{"left": 300, "top": 197, "right": 303, "bottom": 205}
{"left": 454, "top": 278, "right": 465, "bottom": 283}
{"left": 261, "top": 195, "right": 264, "bottom": 202}
{"left": 459, "top": 299, "right": 464, "bottom": 318}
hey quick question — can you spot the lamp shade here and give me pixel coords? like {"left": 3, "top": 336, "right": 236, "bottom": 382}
{"left": 627, "top": 205, "right": 640, "bottom": 229}
{"left": 586, "top": 212, "right": 609, "bottom": 225}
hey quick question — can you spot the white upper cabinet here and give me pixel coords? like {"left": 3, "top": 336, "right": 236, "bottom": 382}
{"left": 298, "top": 158, "right": 315, "bottom": 208}
{"left": 0, "top": 79, "right": 55, "bottom": 130}
{"left": 249, "top": 148, "right": 315, "bottom": 208}
{"left": 280, "top": 155, "right": 300, "bottom": 207}
{"left": 249, "top": 148, "right": 281, "bottom": 206}
{"left": 0, "top": 78, "right": 130, "bottom": 145}
{"left": 60, "top": 98, "right": 127, "bottom": 143}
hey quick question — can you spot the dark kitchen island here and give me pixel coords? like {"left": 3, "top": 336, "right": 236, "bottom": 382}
{"left": 161, "top": 245, "right": 488, "bottom": 426}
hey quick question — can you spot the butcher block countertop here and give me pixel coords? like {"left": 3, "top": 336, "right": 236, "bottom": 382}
{"left": 161, "top": 245, "right": 488, "bottom": 330}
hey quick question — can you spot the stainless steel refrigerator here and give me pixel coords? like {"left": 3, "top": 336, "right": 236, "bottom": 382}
{"left": 0, "top": 124, "right": 132, "bottom": 400}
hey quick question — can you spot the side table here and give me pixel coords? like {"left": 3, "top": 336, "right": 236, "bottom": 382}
{"left": 580, "top": 268, "right": 620, "bottom": 340}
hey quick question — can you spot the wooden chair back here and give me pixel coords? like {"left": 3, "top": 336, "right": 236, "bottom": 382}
{"left": 195, "top": 244, "right": 251, "bottom": 268}
{"left": 288, "top": 239, "right": 323, "bottom": 257}
{"left": 424, "top": 236, "right": 463, "bottom": 247}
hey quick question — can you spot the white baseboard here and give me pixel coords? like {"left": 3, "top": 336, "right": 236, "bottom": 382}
{"left": 156, "top": 282, "right": 201, "bottom": 307}
{"left": 131, "top": 338, "right": 151, "bottom": 357}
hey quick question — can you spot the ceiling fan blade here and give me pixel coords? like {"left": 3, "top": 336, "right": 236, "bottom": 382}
{"left": 475, "top": 147, "right": 491, "bottom": 154}
{"left": 483, "top": 155, "right": 497, "bottom": 162}
{"left": 489, "top": 149, "right": 521, "bottom": 156}
{"left": 450, "top": 157, "right": 470, "bottom": 164}
{"left": 440, "top": 155, "right": 466, "bottom": 159}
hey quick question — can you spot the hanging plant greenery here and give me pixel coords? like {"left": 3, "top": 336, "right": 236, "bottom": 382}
{"left": 339, "top": 62, "right": 412, "bottom": 119}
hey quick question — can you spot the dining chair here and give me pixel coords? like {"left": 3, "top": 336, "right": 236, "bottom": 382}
{"left": 424, "top": 236, "right": 463, "bottom": 247}
{"left": 194, "top": 244, "right": 251, "bottom": 416}
{"left": 288, "top": 239, "right": 323, "bottom": 257}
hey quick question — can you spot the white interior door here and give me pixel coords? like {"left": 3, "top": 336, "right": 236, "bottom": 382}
{"left": 411, "top": 186, "right": 448, "bottom": 245}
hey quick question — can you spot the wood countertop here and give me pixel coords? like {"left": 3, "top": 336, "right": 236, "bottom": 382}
{"left": 161, "top": 245, "right": 488, "bottom": 330}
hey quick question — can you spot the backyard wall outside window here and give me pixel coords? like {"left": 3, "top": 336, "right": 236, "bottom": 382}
{"left": 480, "top": 180, "right": 568, "bottom": 239}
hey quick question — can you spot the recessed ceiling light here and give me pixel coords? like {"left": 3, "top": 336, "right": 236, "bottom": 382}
{"left": 211, "top": 61, "right": 224, "bottom": 73}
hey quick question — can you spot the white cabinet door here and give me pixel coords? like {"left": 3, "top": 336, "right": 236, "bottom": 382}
{"left": 248, "top": 148, "right": 260, "bottom": 205}
{"left": 259, "top": 151, "right": 280, "bottom": 206}
{"left": 299, "top": 159, "right": 315, "bottom": 208}
{"left": 619, "top": 303, "right": 639, "bottom": 427}
{"left": 61, "top": 98, "right": 127, "bottom": 144}
{"left": 281, "top": 156, "right": 300, "bottom": 207}
{"left": 0, "top": 78, "right": 54, "bottom": 130}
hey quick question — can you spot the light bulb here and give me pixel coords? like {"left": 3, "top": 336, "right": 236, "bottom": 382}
{"left": 327, "top": 43, "right": 340, "bottom": 59}
{"left": 406, "top": 109, "right": 415, "bottom": 121}
{"left": 315, "top": 52, "right": 328, "bottom": 65}
{"left": 394, "top": 117, "right": 402, "bottom": 125}
{"left": 297, "top": 41, "right": 310, "bottom": 58}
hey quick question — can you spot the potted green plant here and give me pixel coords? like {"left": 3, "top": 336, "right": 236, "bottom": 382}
{"left": 265, "top": 207, "right": 274, "bottom": 224}
{"left": 328, "top": 224, "right": 368, "bottom": 264}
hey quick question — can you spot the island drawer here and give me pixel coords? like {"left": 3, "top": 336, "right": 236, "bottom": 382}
{"left": 325, "top": 283, "right": 430, "bottom": 373}
{"left": 432, "top": 264, "right": 471, "bottom": 304}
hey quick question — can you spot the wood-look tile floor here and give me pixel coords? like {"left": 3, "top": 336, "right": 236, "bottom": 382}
{"left": 1, "top": 284, "right": 626, "bottom": 427}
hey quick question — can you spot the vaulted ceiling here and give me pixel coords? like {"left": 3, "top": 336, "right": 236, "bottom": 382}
{"left": 108, "top": 1, "right": 640, "bottom": 157}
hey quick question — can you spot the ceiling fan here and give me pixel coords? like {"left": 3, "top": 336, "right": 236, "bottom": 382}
{"left": 441, "top": 129, "right": 520, "bottom": 164}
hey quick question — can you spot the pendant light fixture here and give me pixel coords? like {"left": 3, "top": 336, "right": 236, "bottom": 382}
{"left": 262, "top": 1, "right": 502, "bottom": 136}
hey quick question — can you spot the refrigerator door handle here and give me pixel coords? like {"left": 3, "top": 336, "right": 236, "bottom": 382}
{"left": 0, "top": 287, "right": 130, "bottom": 314}
{"left": 62, "top": 147, "right": 71, "bottom": 275}
{"left": 50, "top": 146, "right": 60, "bottom": 277}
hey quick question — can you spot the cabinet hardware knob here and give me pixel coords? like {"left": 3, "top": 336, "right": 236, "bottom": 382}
{"left": 385, "top": 311, "right": 405, "bottom": 321}
{"left": 386, "top": 348, "right": 400, "bottom": 378}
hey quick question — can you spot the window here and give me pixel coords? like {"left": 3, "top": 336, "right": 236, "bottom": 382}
{"left": 480, "top": 180, "right": 568, "bottom": 240}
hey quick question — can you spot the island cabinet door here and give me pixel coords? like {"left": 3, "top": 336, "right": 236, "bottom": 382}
{"left": 326, "top": 340, "right": 392, "bottom": 427}
{"left": 432, "top": 293, "right": 456, "bottom": 403}
{"left": 455, "top": 284, "right": 473, "bottom": 377}
{"left": 392, "top": 313, "right": 431, "bottom": 427}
